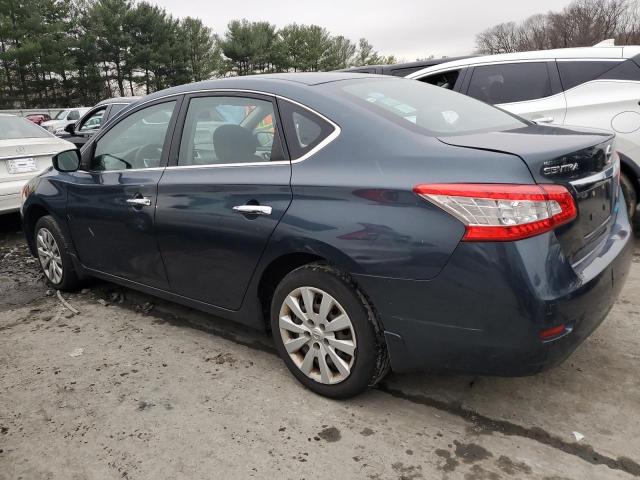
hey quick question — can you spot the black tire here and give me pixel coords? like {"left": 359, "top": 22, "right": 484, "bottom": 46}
{"left": 270, "top": 262, "right": 389, "bottom": 399}
{"left": 34, "top": 215, "right": 81, "bottom": 291}
{"left": 620, "top": 172, "right": 638, "bottom": 222}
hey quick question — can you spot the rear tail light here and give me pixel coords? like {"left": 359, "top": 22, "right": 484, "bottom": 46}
{"left": 414, "top": 183, "right": 577, "bottom": 241}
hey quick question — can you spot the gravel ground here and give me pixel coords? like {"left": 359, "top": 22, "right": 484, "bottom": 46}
{"left": 1, "top": 212, "right": 639, "bottom": 480}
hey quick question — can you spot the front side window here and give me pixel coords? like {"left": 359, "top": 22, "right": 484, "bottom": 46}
{"left": 178, "top": 96, "right": 283, "bottom": 166}
{"left": 419, "top": 70, "right": 461, "bottom": 90}
{"left": 67, "top": 110, "right": 80, "bottom": 121}
{"left": 78, "top": 108, "right": 106, "bottom": 132}
{"left": 336, "top": 78, "right": 524, "bottom": 136}
{"left": 92, "top": 101, "right": 176, "bottom": 171}
{"left": 468, "top": 62, "right": 552, "bottom": 105}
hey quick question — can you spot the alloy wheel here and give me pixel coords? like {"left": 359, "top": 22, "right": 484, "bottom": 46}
{"left": 36, "top": 228, "right": 63, "bottom": 285}
{"left": 278, "top": 286, "right": 356, "bottom": 385}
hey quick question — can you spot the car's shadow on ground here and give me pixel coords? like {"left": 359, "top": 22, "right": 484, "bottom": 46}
{"left": 0, "top": 212, "right": 22, "bottom": 235}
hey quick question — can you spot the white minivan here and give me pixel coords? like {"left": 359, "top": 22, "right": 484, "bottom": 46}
{"left": 406, "top": 41, "right": 640, "bottom": 219}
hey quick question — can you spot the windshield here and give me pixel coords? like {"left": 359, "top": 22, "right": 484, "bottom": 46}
{"left": 335, "top": 78, "right": 526, "bottom": 136}
{"left": 0, "top": 116, "right": 51, "bottom": 140}
{"left": 53, "top": 110, "right": 67, "bottom": 120}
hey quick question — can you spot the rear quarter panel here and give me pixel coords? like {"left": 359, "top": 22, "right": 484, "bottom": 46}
{"left": 262, "top": 110, "right": 537, "bottom": 281}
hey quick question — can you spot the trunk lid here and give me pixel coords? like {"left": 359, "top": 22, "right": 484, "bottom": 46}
{"left": 0, "top": 137, "right": 69, "bottom": 183}
{"left": 438, "top": 124, "right": 618, "bottom": 264}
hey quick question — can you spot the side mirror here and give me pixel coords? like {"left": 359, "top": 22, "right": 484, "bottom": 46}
{"left": 64, "top": 123, "right": 75, "bottom": 134}
{"left": 52, "top": 149, "right": 81, "bottom": 172}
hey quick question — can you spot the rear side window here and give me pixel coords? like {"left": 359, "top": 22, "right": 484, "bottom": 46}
{"left": 279, "top": 100, "right": 335, "bottom": 159}
{"left": 600, "top": 59, "right": 640, "bottom": 81}
{"left": 178, "top": 96, "right": 285, "bottom": 166}
{"left": 468, "top": 62, "right": 552, "bottom": 104}
{"left": 557, "top": 61, "right": 622, "bottom": 90}
{"left": 419, "top": 70, "right": 460, "bottom": 90}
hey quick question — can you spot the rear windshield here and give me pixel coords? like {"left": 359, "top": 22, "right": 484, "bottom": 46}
{"left": 336, "top": 78, "right": 525, "bottom": 136}
{"left": 0, "top": 116, "right": 51, "bottom": 140}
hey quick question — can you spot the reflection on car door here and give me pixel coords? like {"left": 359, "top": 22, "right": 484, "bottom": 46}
{"left": 155, "top": 93, "right": 292, "bottom": 310}
{"left": 465, "top": 62, "right": 567, "bottom": 125}
{"left": 66, "top": 99, "right": 181, "bottom": 289}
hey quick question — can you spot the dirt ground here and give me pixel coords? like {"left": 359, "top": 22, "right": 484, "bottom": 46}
{"left": 1, "top": 212, "right": 639, "bottom": 480}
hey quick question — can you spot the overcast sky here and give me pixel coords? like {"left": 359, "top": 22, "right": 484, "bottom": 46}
{"left": 148, "top": 0, "right": 574, "bottom": 60}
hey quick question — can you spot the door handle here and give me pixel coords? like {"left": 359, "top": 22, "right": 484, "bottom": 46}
{"left": 533, "top": 116, "right": 554, "bottom": 124}
{"left": 126, "top": 197, "right": 151, "bottom": 207}
{"left": 232, "top": 205, "right": 272, "bottom": 215}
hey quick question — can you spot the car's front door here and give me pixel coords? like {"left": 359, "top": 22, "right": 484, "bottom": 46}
{"left": 465, "top": 61, "right": 567, "bottom": 125}
{"left": 155, "top": 93, "right": 292, "bottom": 310}
{"left": 66, "top": 99, "right": 181, "bottom": 289}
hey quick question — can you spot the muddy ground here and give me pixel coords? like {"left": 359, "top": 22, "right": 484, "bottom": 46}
{"left": 1, "top": 212, "right": 639, "bottom": 480}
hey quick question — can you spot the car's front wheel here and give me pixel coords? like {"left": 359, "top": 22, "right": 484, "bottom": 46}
{"left": 34, "top": 215, "right": 80, "bottom": 291}
{"left": 271, "top": 263, "right": 389, "bottom": 398}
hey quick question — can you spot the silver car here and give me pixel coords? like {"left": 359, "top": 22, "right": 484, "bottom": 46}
{"left": 0, "top": 114, "right": 74, "bottom": 214}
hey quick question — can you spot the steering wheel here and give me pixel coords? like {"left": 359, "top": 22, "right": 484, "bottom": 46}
{"left": 135, "top": 144, "right": 163, "bottom": 168}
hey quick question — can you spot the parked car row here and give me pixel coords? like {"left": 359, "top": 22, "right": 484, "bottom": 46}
{"left": 1, "top": 98, "right": 138, "bottom": 214}
{"left": 20, "top": 71, "right": 633, "bottom": 398}
{"left": 56, "top": 97, "right": 139, "bottom": 148}
{"left": 41, "top": 107, "right": 91, "bottom": 134}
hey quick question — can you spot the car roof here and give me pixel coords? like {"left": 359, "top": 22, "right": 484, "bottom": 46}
{"left": 135, "top": 72, "right": 386, "bottom": 104}
{"left": 339, "top": 56, "right": 477, "bottom": 73}
{"left": 406, "top": 45, "right": 640, "bottom": 79}
{"left": 96, "top": 96, "right": 141, "bottom": 106}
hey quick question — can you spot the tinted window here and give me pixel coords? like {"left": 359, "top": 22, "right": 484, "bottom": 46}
{"left": 558, "top": 61, "right": 621, "bottom": 90}
{"left": 92, "top": 101, "right": 176, "bottom": 171}
{"left": 601, "top": 59, "right": 640, "bottom": 81}
{"left": 336, "top": 78, "right": 524, "bottom": 136}
{"left": 179, "top": 96, "right": 283, "bottom": 166}
{"left": 67, "top": 110, "right": 80, "bottom": 121}
{"left": 420, "top": 70, "right": 460, "bottom": 90}
{"left": 279, "top": 100, "right": 335, "bottom": 159}
{"left": 390, "top": 66, "right": 426, "bottom": 77}
{"left": 0, "top": 116, "right": 50, "bottom": 140}
{"left": 468, "top": 62, "right": 552, "bottom": 104}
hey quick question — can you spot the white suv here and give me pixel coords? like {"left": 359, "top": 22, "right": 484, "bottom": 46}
{"left": 406, "top": 41, "right": 640, "bottom": 219}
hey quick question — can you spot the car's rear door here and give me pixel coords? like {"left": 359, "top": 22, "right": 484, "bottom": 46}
{"left": 464, "top": 61, "right": 567, "bottom": 125}
{"left": 66, "top": 98, "right": 181, "bottom": 289}
{"left": 154, "top": 92, "right": 292, "bottom": 310}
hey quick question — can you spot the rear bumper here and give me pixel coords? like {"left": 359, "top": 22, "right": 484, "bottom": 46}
{"left": 0, "top": 179, "right": 25, "bottom": 213}
{"left": 355, "top": 203, "right": 634, "bottom": 375}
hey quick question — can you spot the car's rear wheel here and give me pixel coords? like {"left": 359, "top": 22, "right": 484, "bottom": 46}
{"left": 34, "top": 215, "right": 80, "bottom": 291}
{"left": 270, "top": 263, "right": 389, "bottom": 398}
{"left": 620, "top": 172, "right": 638, "bottom": 222}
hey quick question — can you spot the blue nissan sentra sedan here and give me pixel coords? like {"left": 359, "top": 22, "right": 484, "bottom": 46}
{"left": 20, "top": 73, "right": 633, "bottom": 398}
